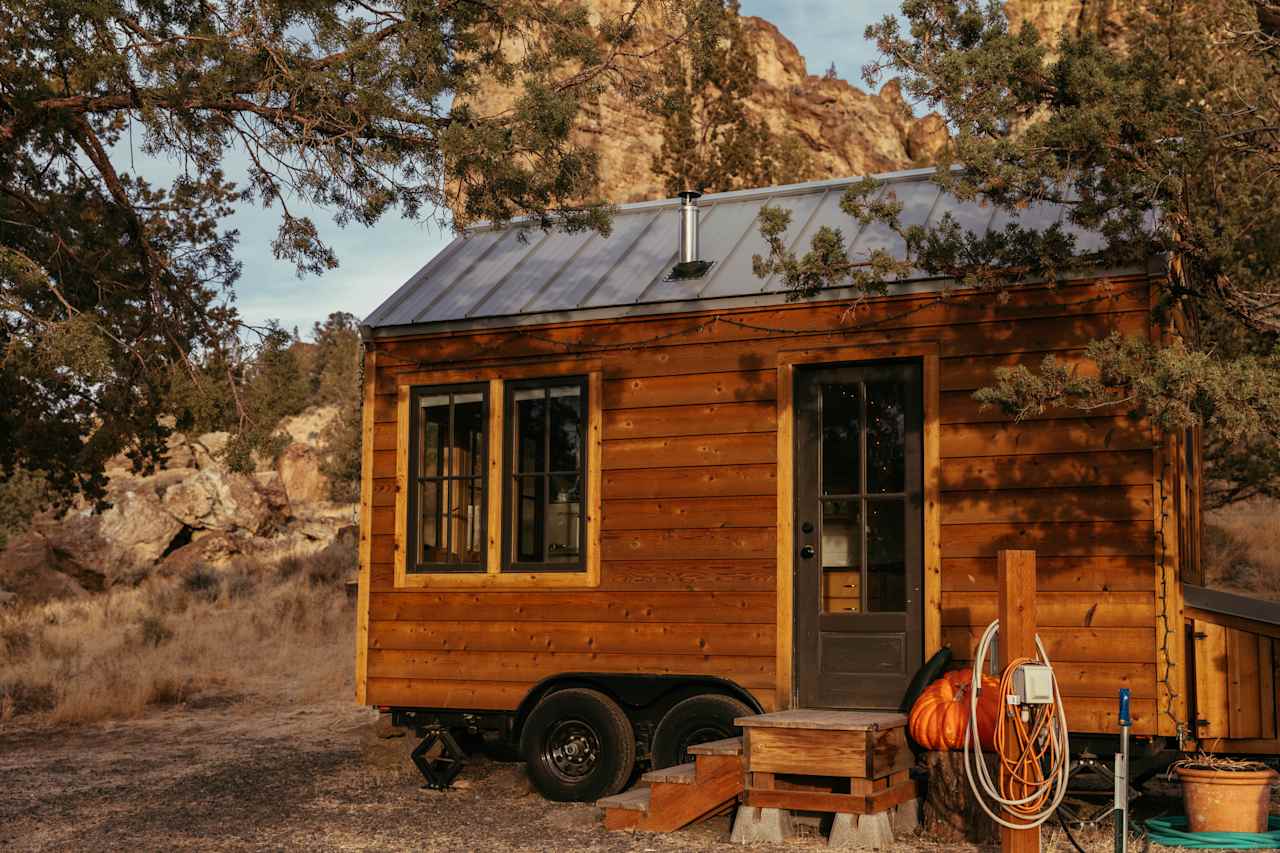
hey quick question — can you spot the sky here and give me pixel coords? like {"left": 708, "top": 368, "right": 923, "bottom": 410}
{"left": 199, "top": 0, "right": 903, "bottom": 336}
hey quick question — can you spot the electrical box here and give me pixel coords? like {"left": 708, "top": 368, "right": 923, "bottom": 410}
{"left": 1012, "top": 663, "right": 1055, "bottom": 705}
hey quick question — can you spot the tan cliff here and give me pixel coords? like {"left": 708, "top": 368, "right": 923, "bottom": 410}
{"left": 460, "top": 3, "right": 948, "bottom": 205}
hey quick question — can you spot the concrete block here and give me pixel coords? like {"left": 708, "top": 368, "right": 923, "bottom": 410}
{"left": 892, "top": 799, "right": 920, "bottom": 836}
{"left": 729, "top": 805, "right": 795, "bottom": 844}
{"left": 828, "top": 811, "right": 894, "bottom": 850}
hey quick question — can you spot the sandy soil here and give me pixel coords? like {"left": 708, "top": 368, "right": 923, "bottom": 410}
{"left": 0, "top": 701, "right": 1263, "bottom": 852}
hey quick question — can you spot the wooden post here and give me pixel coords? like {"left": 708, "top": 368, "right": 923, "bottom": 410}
{"left": 997, "top": 549, "right": 1040, "bottom": 853}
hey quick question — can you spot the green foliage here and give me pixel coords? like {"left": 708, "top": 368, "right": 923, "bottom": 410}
{"left": 0, "top": 467, "right": 48, "bottom": 550}
{"left": 310, "top": 312, "right": 364, "bottom": 501}
{"left": 2, "top": 0, "right": 641, "bottom": 526}
{"left": 651, "top": 1, "right": 816, "bottom": 194}
{"left": 755, "top": 0, "right": 1280, "bottom": 505}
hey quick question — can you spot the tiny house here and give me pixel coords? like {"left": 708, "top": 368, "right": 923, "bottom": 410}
{"left": 354, "top": 168, "right": 1280, "bottom": 802}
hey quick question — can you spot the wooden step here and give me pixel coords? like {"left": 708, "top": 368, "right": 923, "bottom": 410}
{"left": 686, "top": 736, "right": 743, "bottom": 756}
{"left": 737, "top": 708, "right": 911, "bottom": 782}
{"left": 598, "top": 787, "right": 651, "bottom": 812}
{"left": 641, "top": 763, "right": 696, "bottom": 785}
{"left": 599, "top": 787, "right": 651, "bottom": 831}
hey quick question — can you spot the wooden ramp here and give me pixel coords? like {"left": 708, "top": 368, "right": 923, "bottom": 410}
{"left": 598, "top": 737, "right": 744, "bottom": 832}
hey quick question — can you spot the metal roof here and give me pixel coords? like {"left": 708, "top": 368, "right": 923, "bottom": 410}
{"left": 365, "top": 166, "right": 1112, "bottom": 336}
{"left": 1183, "top": 585, "right": 1280, "bottom": 629}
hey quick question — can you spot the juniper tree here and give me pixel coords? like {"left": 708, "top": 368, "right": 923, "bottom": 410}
{"left": 754, "top": 0, "right": 1280, "bottom": 507}
{"left": 651, "top": 0, "right": 815, "bottom": 195}
{"left": 0, "top": 0, "right": 646, "bottom": 526}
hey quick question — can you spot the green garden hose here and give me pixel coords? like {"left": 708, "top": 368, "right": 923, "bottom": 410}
{"left": 1145, "top": 816, "right": 1280, "bottom": 849}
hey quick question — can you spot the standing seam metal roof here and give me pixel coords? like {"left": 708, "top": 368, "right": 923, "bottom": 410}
{"left": 364, "top": 166, "right": 1109, "bottom": 334}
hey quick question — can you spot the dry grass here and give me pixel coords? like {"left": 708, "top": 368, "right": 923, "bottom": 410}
{"left": 0, "top": 541, "right": 354, "bottom": 726}
{"left": 1203, "top": 497, "right": 1280, "bottom": 601}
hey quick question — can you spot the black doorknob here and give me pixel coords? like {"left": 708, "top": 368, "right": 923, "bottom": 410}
{"left": 800, "top": 545, "right": 816, "bottom": 559}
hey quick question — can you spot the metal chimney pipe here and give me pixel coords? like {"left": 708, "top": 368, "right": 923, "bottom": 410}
{"left": 678, "top": 190, "right": 701, "bottom": 264}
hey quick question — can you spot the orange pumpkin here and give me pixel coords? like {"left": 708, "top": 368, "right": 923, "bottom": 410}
{"left": 908, "top": 668, "right": 1001, "bottom": 751}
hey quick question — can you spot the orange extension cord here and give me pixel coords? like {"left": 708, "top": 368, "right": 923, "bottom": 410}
{"left": 993, "top": 656, "right": 1068, "bottom": 826}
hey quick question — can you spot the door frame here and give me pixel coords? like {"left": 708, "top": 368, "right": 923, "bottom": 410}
{"left": 775, "top": 341, "right": 942, "bottom": 710}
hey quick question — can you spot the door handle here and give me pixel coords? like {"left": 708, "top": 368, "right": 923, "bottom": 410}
{"left": 799, "top": 545, "right": 815, "bottom": 559}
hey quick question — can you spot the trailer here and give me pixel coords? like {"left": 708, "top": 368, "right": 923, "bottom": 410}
{"left": 353, "top": 168, "right": 1280, "bottom": 803}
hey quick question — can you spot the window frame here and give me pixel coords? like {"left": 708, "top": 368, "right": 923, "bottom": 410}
{"left": 404, "top": 382, "right": 490, "bottom": 574}
{"left": 502, "top": 375, "right": 590, "bottom": 573}
{"left": 392, "top": 365, "right": 602, "bottom": 590}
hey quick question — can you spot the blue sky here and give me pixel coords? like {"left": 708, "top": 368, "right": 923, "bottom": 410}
{"left": 208, "top": 1, "right": 902, "bottom": 336}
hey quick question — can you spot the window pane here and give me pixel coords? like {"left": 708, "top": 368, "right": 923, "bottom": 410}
{"left": 866, "top": 499, "right": 906, "bottom": 612}
{"left": 421, "top": 397, "right": 448, "bottom": 477}
{"left": 514, "top": 390, "right": 547, "bottom": 474}
{"left": 418, "top": 479, "right": 444, "bottom": 563}
{"left": 458, "top": 477, "right": 484, "bottom": 563}
{"left": 452, "top": 394, "right": 486, "bottom": 479}
{"left": 822, "top": 499, "right": 861, "bottom": 614}
{"left": 546, "top": 475, "right": 582, "bottom": 563}
{"left": 866, "top": 380, "right": 906, "bottom": 494}
{"left": 820, "top": 499, "right": 860, "bottom": 568}
{"left": 514, "top": 474, "right": 544, "bottom": 562}
{"left": 549, "top": 386, "right": 582, "bottom": 473}
{"left": 821, "top": 383, "right": 860, "bottom": 496}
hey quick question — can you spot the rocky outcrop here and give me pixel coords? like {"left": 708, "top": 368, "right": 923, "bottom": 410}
{"left": 1, "top": 405, "right": 357, "bottom": 604}
{"left": 460, "top": 1, "right": 949, "bottom": 206}
{"left": 1005, "top": 0, "right": 1130, "bottom": 45}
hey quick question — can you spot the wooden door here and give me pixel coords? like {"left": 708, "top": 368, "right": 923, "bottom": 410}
{"left": 794, "top": 362, "right": 924, "bottom": 710}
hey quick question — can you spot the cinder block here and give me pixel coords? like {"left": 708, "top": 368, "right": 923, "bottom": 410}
{"left": 828, "top": 811, "right": 894, "bottom": 849}
{"left": 729, "top": 805, "right": 795, "bottom": 844}
{"left": 892, "top": 799, "right": 920, "bottom": 835}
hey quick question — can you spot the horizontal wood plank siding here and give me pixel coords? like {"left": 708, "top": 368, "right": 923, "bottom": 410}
{"left": 362, "top": 278, "right": 1160, "bottom": 733}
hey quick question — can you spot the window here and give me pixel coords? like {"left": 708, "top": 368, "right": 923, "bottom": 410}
{"left": 504, "top": 377, "right": 588, "bottom": 571}
{"left": 407, "top": 384, "right": 488, "bottom": 572}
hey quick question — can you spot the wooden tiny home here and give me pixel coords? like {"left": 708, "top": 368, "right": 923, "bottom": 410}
{"left": 353, "top": 168, "right": 1280, "bottom": 800}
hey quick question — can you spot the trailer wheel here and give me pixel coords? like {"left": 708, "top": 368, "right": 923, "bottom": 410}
{"left": 521, "top": 688, "right": 636, "bottom": 802}
{"left": 651, "top": 693, "right": 752, "bottom": 769}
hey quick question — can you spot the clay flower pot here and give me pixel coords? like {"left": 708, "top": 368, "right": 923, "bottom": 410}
{"left": 1175, "top": 766, "right": 1278, "bottom": 833}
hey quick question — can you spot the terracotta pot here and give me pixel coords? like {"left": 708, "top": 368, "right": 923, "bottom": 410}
{"left": 1175, "top": 766, "right": 1278, "bottom": 833}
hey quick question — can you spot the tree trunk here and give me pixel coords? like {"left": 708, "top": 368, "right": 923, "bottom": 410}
{"left": 920, "top": 750, "right": 999, "bottom": 844}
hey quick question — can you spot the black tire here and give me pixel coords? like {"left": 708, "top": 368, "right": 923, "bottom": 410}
{"left": 650, "top": 693, "right": 753, "bottom": 769}
{"left": 520, "top": 688, "right": 636, "bottom": 802}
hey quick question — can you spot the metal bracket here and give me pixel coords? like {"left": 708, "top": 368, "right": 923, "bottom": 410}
{"left": 411, "top": 727, "right": 466, "bottom": 790}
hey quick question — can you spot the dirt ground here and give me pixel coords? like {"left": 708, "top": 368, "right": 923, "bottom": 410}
{"left": 0, "top": 700, "right": 1265, "bottom": 852}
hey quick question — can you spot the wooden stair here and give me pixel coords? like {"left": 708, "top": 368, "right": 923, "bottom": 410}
{"left": 598, "top": 737, "right": 744, "bottom": 832}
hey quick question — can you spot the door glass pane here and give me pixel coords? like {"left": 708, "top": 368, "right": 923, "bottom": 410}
{"left": 866, "top": 499, "right": 906, "bottom": 612}
{"left": 821, "top": 383, "right": 860, "bottom": 496}
{"left": 546, "top": 475, "right": 582, "bottom": 563}
{"left": 421, "top": 395, "right": 448, "bottom": 477}
{"left": 822, "top": 499, "right": 861, "bottom": 613}
{"left": 419, "top": 480, "right": 444, "bottom": 563}
{"left": 549, "top": 386, "right": 582, "bottom": 473}
{"left": 866, "top": 380, "right": 906, "bottom": 494}
{"left": 514, "top": 474, "right": 544, "bottom": 562}
{"left": 513, "top": 388, "right": 547, "bottom": 474}
{"left": 452, "top": 393, "right": 485, "bottom": 478}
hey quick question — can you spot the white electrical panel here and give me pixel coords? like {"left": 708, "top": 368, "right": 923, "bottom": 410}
{"left": 1012, "top": 664, "right": 1055, "bottom": 705}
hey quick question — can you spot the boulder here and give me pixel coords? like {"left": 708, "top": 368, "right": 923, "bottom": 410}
{"left": 252, "top": 470, "right": 292, "bottom": 515}
{"left": 277, "top": 443, "right": 331, "bottom": 505}
{"left": 163, "top": 469, "right": 280, "bottom": 536}
{"left": 0, "top": 532, "right": 92, "bottom": 603}
{"left": 97, "top": 486, "right": 186, "bottom": 566}
{"left": 156, "top": 530, "right": 246, "bottom": 575}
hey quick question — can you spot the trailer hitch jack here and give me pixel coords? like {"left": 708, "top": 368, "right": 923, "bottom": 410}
{"left": 411, "top": 727, "right": 465, "bottom": 790}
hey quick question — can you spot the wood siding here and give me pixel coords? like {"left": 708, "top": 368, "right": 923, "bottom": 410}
{"left": 360, "top": 278, "right": 1163, "bottom": 733}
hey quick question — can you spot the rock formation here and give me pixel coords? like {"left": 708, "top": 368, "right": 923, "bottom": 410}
{"left": 461, "top": 1, "right": 948, "bottom": 206}
{"left": 0, "top": 406, "right": 357, "bottom": 604}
